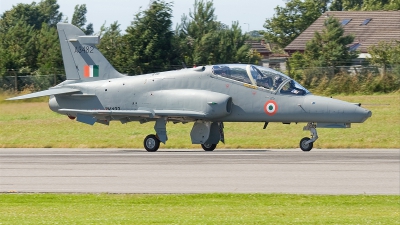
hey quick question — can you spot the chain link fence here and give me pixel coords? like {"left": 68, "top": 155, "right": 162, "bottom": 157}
{"left": 1, "top": 65, "right": 399, "bottom": 94}
{"left": 0, "top": 74, "right": 66, "bottom": 92}
{"left": 299, "top": 65, "right": 383, "bottom": 78}
{"left": 297, "top": 65, "right": 400, "bottom": 94}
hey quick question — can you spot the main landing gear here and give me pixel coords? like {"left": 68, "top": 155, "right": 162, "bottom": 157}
{"left": 143, "top": 135, "right": 218, "bottom": 152}
{"left": 142, "top": 120, "right": 223, "bottom": 152}
{"left": 201, "top": 143, "right": 217, "bottom": 151}
{"left": 143, "top": 118, "right": 167, "bottom": 152}
{"left": 144, "top": 134, "right": 160, "bottom": 152}
{"left": 300, "top": 122, "right": 318, "bottom": 151}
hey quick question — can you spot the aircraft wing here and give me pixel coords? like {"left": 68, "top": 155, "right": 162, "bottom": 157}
{"left": 59, "top": 109, "right": 156, "bottom": 117}
{"left": 7, "top": 88, "right": 81, "bottom": 100}
{"left": 59, "top": 109, "right": 206, "bottom": 117}
{"left": 58, "top": 108, "right": 207, "bottom": 125}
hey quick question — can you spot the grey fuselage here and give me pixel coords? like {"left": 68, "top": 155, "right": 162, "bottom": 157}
{"left": 49, "top": 66, "right": 371, "bottom": 125}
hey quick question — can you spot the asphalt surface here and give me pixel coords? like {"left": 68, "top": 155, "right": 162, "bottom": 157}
{"left": 0, "top": 148, "right": 399, "bottom": 194}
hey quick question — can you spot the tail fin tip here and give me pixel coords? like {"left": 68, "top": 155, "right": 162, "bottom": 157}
{"left": 57, "top": 23, "right": 123, "bottom": 81}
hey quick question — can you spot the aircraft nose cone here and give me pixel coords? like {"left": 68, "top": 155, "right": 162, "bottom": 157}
{"left": 367, "top": 110, "right": 372, "bottom": 118}
{"left": 302, "top": 95, "right": 372, "bottom": 123}
{"left": 357, "top": 107, "right": 372, "bottom": 123}
{"left": 341, "top": 103, "right": 372, "bottom": 123}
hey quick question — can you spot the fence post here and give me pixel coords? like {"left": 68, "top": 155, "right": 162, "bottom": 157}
{"left": 53, "top": 67, "right": 57, "bottom": 86}
{"left": 13, "top": 69, "right": 18, "bottom": 91}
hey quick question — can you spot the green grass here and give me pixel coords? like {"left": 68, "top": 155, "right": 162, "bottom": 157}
{"left": 1, "top": 94, "right": 399, "bottom": 224}
{"left": 0, "top": 194, "right": 398, "bottom": 224}
{"left": 0, "top": 93, "right": 399, "bottom": 149}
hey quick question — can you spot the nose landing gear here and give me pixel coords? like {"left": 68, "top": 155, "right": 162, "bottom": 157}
{"left": 300, "top": 122, "right": 318, "bottom": 151}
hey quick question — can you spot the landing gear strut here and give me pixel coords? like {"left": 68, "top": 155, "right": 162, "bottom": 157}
{"left": 143, "top": 118, "right": 167, "bottom": 152}
{"left": 300, "top": 122, "right": 318, "bottom": 151}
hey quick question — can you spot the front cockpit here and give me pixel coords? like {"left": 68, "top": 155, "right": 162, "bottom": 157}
{"left": 212, "top": 64, "right": 310, "bottom": 95}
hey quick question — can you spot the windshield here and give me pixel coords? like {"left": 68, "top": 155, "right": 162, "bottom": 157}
{"left": 212, "top": 64, "right": 310, "bottom": 95}
{"left": 212, "top": 65, "right": 251, "bottom": 85}
{"left": 253, "top": 65, "right": 310, "bottom": 95}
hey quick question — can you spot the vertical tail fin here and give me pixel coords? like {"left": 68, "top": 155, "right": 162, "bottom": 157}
{"left": 57, "top": 23, "right": 124, "bottom": 80}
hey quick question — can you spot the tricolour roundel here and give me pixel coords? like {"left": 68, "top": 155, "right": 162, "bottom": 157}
{"left": 264, "top": 100, "right": 278, "bottom": 116}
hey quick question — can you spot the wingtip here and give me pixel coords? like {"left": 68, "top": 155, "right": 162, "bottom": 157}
{"left": 5, "top": 96, "right": 23, "bottom": 101}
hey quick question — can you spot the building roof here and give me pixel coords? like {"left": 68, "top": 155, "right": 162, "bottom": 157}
{"left": 246, "top": 40, "right": 272, "bottom": 57}
{"left": 284, "top": 11, "right": 400, "bottom": 53}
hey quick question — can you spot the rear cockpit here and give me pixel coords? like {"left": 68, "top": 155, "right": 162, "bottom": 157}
{"left": 212, "top": 64, "right": 310, "bottom": 95}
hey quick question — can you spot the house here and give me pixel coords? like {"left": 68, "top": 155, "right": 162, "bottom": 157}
{"left": 284, "top": 11, "right": 400, "bottom": 61}
{"left": 246, "top": 40, "right": 288, "bottom": 71}
{"left": 246, "top": 40, "right": 272, "bottom": 59}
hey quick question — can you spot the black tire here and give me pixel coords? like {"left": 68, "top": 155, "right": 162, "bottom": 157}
{"left": 201, "top": 143, "right": 217, "bottom": 151}
{"left": 300, "top": 137, "right": 313, "bottom": 151}
{"left": 144, "top": 134, "right": 160, "bottom": 152}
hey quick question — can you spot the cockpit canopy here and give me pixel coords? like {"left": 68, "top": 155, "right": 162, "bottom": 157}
{"left": 212, "top": 64, "right": 310, "bottom": 95}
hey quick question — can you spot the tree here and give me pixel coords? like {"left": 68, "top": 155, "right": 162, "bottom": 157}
{"left": 0, "top": 19, "right": 37, "bottom": 73}
{"left": 368, "top": 40, "right": 400, "bottom": 75}
{"left": 0, "top": 3, "right": 41, "bottom": 31}
{"left": 71, "top": 4, "right": 93, "bottom": 35}
{"left": 98, "top": 21, "right": 123, "bottom": 70}
{"left": 35, "top": 23, "right": 63, "bottom": 74}
{"left": 0, "top": 0, "right": 62, "bottom": 31}
{"left": 329, "top": 0, "right": 363, "bottom": 10}
{"left": 180, "top": 0, "right": 218, "bottom": 38}
{"left": 289, "top": 16, "right": 358, "bottom": 70}
{"left": 37, "top": 0, "right": 63, "bottom": 27}
{"left": 329, "top": 0, "right": 344, "bottom": 11}
{"left": 118, "top": 0, "right": 175, "bottom": 74}
{"left": 263, "top": 0, "right": 328, "bottom": 49}
{"left": 177, "top": 0, "right": 257, "bottom": 65}
{"left": 304, "top": 16, "right": 358, "bottom": 67}
{"left": 362, "top": 0, "right": 390, "bottom": 10}
{"left": 287, "top": 51, "right": 306, "bottom": 79}
{"left": 191, "top": 21, "right": 257, "bottom": 64}
{"left": 0, "top": 0, "right": 63, "bottom": 75}
{"left": 177, "top": 0, "right": 218, "bottom": 65}
{"left": 384, "top": 0, "right": 400, "bottom": 10}
{"left": 329, "top": 0, "right": 399, "bottom": 10}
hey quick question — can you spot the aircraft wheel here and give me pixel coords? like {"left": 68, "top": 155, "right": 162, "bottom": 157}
{"left": 201, "top": 143, "right": 216, "bottom": 151}
{"left": 300, "top": 137, "right": 313, "bottom": 151}
{"left": 144, "top": 134, "right": 160, "bottom": 152}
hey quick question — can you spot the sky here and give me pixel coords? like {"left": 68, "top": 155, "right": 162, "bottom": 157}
{"left": 0, "top": 0, "right": 286, "bottom": 32}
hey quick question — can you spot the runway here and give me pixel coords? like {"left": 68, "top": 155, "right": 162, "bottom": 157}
{"left": 0, "top": 148, "right": 399, "bottom": 195}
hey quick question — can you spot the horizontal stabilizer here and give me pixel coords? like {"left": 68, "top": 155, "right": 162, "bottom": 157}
{"left": 7, "top": 88, "right": 80, "bottom": 100}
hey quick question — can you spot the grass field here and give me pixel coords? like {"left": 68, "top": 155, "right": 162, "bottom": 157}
{"left": 0, "top": 194, "right": 399, "bottom": 224}
{"left": 0, "top": 93, "right": 399, "bottom": 149}
{"left": 1, "top": 94, "right": 399, "bottom": 224}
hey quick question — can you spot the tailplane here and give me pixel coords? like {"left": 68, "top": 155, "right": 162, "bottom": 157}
{"left": 57, "top": 23, "right": 124, "bottom": 81}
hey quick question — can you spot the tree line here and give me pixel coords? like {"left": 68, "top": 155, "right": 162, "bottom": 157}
{"left": 0, "top": 0, "right": 259, "bottom": 76}
{"left": 0, "top": 0, "right": 399, "bottom": 93}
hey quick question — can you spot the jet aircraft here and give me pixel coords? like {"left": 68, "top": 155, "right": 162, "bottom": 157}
{"left": 8, "top": 23, "right": 372, "bottom": 152}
